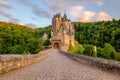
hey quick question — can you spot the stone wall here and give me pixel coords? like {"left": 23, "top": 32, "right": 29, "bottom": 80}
{"left": 61, "top": 51, "right": 120, "bottom": 74}
{"left": 0, "top": 49, "right": 50, "bottom": 74}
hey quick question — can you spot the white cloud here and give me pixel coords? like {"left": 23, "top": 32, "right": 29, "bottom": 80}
{"left": 69, "top": 6, "right": 84, "bottom": 19}
{"left": 18, "top": 0, "right": 53, "bottom": 18}
{"left": 80, "top": 11, "right": 96, "bottom": 22}
{"left": 98, "top": 1, "right": 103, "bottom": 5}
{"left": 96, "top": 12, "right": 112, "bottom": 21}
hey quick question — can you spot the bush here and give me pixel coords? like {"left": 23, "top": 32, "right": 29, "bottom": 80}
{"left": 43, "top": 39, "right": 51, "bottom": 46}
{"left": 23, "top": 50, "right": 31, "bottom": 55}
{"left": 97, "top": 47, "right": 105, "bottom": 58}
{"left": 27, "top": 38, "right": 43, "bottom": 54}
{"left": 8, "top": 45, "right": 24, "bottom": 54}
{"left": 116, "top": 52, "right": 120, "bottom": 61}
{"left": 83, "top": 44, "right": 96, "bottom": 57}
{"left": 103, "top": 43, "right": 117, "bottom": 60}
{"left": 68, "top": 42, "right": 84, "bottom": 55}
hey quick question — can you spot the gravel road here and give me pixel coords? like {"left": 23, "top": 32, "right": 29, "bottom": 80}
{"left": 0, "top": 49, "right": 119, "bottom": 80}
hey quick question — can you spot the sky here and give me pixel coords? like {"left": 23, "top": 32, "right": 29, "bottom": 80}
{"left": 0, "top": 0, "right": 120, "bottom": 28}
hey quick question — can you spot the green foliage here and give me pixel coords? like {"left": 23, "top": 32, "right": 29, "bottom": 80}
{"left": 73, "top": 19, "right": 120, "bottom": 52}
{"left": 97, "top": 43, "right": 118, "bottom": 60}
{"left": 8, "top": 45, "right": 24, "bottom": 54}
{"left": 116, "top": 52, "right": 120, "bottom": 61}
{"left": 97, "top": 47, "right": 104, "bottom": 58}
{"left": 35, "top": 25, "right": 51, "bottom": 39}
{"left": 83, "top": 44, "right": 96, "bottom": 57}
{"left": 23, "top": 50, "right": 31, "bottom": 55}
{"left": 68, "top": 42, "right": 84, "bottom": 55}
{"left": 103, "top": 43, "right": 117, "bottom": 60}
{"left": 0, "top": 21, "right": 43, "bottom": 54}
{"left": 43, "top": 39, "right": 51, "bottom": 46}
{"left": 67, "top": 43, "right": 75, "bottom": 53}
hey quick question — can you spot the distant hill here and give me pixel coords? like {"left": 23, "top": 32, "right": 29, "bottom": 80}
{"left": 0, "top": 21, "right": 32, "bottom": 30}
{"left": 0, "top": 21, "right": 43, "bottom": 54}
{"left": 73, "top": 19, "right": 120, "bottom": 52}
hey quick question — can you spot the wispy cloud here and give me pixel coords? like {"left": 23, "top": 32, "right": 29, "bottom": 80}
{"left": 0, "top": 10, "right": 20, "bottom": 23}
{"left": 0, "top": 0, "right": 11, "bottom": 8}
{"left": 42, "top": 0, "right": 103, "bottom": 21}
{"left": 43, "top": 0, "right": 103, "bottom": 10}
{"left": 25, "top": 23, "right": 38, "bottom": 28}
{"left": 33, "top": 7, "right": 53, "bottom": 18}
{"left": 0, "top": 10, "right": 11, "bottom": 17}
{"left": 18, "top": 0, "right": 53, "bottom": 18}
{"left": 9, "top": 17, "right": 20, "bottom": 23}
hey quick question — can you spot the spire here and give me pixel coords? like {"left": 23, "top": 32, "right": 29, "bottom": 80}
{"left": 63, "top": 11, "right": 68, "bottom": 21}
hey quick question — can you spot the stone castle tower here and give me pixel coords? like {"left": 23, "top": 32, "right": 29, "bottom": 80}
{"left": 51, "top": 13, "right": 74, "bottom": 52}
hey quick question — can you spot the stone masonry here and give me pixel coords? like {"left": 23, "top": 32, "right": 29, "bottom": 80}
{"left": 51, "top": 13, "right": 74, "bottom": 52}
{"left": 0, "top": 49, "right": 50, "bottom": 74}
{"left": 0, "top": 49, "right": 119, "bottom": 80}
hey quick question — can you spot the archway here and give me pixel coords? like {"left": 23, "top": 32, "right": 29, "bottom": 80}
{"left": 54, "top": 43, "right": 59, "bottom": 49}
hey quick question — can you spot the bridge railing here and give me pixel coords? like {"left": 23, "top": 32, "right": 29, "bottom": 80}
{"left": 0, "top": 49, "right": 51, "bottom": 74}
{"left": 60, "top": 50, "right": 120, "bottom": 74}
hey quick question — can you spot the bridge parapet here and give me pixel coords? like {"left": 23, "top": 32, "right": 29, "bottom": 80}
{"left": 0, "top": 49, "right": 51, "bottom": 74}
{"left": 61, "top": 51, "right": 120, "bottom": 74}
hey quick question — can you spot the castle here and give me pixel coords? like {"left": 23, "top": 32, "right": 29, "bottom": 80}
{"left": 51, "top": 13, "right": 74, "bottom": 52}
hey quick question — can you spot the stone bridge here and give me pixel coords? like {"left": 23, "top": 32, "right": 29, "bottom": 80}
{"left": 0, "top": 49, "right": 120, "bottom": 80}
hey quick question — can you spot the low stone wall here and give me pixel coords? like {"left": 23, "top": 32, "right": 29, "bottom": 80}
{"left": 61, "top": 51, "right": 120, "bottom": 74}
{"left": 0, "top": 49, "right": 50, "bottom": 74}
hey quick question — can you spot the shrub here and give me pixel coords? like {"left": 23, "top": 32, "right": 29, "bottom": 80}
{"left": 43, "top": 39, "right": 51, "bottom": 46}
{"left": 67, "top": 43, "right": 74, "bottom": 53}
{"left": 103, "top": 43, "right": 117, "bottom": 60}
{"left": 116, "top": 52, "right": 120, "bottom": 61}
{"left": 23, "top": 50, "right": 31, "bottom": 55}
{"left": 8, "top": 45, "right": 24, "bottom": 54}
{"left": 68, "top": 42, "right": 84, "bottom": 55}
{"left": 97, "top": 47, "right": 105, "bottom": 58}
{"left": 83, "top": 44, "right": 96, "bottom": 57}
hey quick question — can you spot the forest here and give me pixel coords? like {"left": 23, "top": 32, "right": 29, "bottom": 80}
{"left": 70, "top": 19, "right": 120, "bottom": 61}
{"left": 73, "top": 19, "right": 120, "bottom": 52}
{"left": 0, "top": 19, "right": 120, "bottom": 60}
{"left": 0, "top": 21, "right": 43, "bottom": 54}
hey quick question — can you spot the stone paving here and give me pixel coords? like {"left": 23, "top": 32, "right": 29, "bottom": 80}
{"left": 0, "top": 49, "right": 119, "bottom": 80}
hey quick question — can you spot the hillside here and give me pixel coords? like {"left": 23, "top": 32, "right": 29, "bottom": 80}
{"left": 0, "top": 21, "right": 43, "bottom": 54}
{"left": 73, "top": 19, "right": 120, "bottom": 52}
{"left": 0, "top": 19, "right": 120, "bottom": 57}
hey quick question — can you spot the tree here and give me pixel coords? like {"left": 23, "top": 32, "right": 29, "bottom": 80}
{"left": 43, "top": 39, "right": 51, "bottom": 46}
{"left": 0, "top": 21, "right": 44, "bottom": 54}
{"left": 103, "top": 43, "right": 117, "bottom": 60}
{"left": 83, "top": 44, "right": 96, "bottom": 57}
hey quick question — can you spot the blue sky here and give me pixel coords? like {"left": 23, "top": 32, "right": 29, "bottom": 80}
{"left": 0, "top": 0, "right": 120, "bottom": 28}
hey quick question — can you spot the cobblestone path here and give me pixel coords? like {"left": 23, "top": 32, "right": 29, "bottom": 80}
{"left": 0, "top": 49, "right": 119, "bottom": 80}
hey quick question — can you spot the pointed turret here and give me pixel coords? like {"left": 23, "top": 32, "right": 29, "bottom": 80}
{"left": 63, "top": 13, "right": 68, "bottom": 21}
